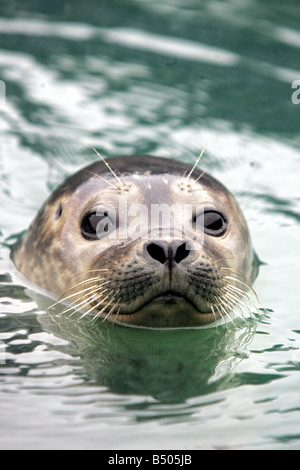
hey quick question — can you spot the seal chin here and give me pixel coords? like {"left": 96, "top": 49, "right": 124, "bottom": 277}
{"left": 148, "top": 292, "right": 193, "bottom": 305}
{"left": 136, "top": 290, "right": 208, "bottom": 312}
{"left": 112, "top": 293, "right": 218, "bottom": 328}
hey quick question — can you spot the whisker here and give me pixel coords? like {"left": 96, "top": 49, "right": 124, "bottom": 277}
{"left": 210, "top": 304, "right": 219, "bottom": 332}
{"left": 223, "top": 287, "right": 244, "bottom": 307}
{"left": 194, "top": 169, "right": 206, "bottom": 183}
{"left": 210, "top": 304, "right": 217, "bottom": 322}
{"left": 184, "top": 145, "right": 207, "bottom": 182}
{"left": 218, "top": 300, "right": 234, "bottom": 323}
{"left": 212, "top": 300, "right": 228, "bottom": 326}
{"left": 48, "top": 282, "right": 100, "bottom": 310}
{"left": 61, "top": 288, "right": 109, "bottom": 316}
{"left": 101, "top": 294, "right": 120, "bottom": 322}
{"left": 85, "top": 170, "right": 118, "bottom": 189}
{"left": 211, "top": 292, "right": 244, "bottom": 329}
{"left": 80, "top": 290, "right": 116, "bottom": 319}
{"left": 225, "top": 280, "right": 262, "bottom": 317}
{"left": 219, "top": 267, "right": 247, "bottom": 282}
{"left": 92, "top": 147, "right": 125, "bottom": 186}
{"left": 226, "top": 283, "right": 261, "bottom": 315}
{"left": 222, "top": 290, "right": 249, "bottom": 321}
{"left": 226, "top": 299, "right": 247, "bottom": 322}
{"left": 60, "top": 288, "right": 100, "bottom": 313}
{"left": 112, "top": 305, "right": 121, "bottom": 325}
{"left": 65, "top": 268, "right": 108, "bottom": 285}
{"left": 79, "top": 295, "right": 110, "bottom": 319}
{"left": 91, "top": 293, "right": 118, "bottom": 322}
{"left": 182, "top": 166, "right": 189, "bottom": 179}
{"left": 100, "top": 303, "right": 117, "bottom": 323}
{"left": 224, "top": 275, "right": 260, "bottom": 303}
{"left": 66, "top": 277, "right": 109, "bottom": 292}
{"left": 53, "top": 281, "right": 110, "bottom": 308}
{"left": 59, "top": 292, "right": 100, "bottom": 318}
{"left": 114, "top": 167, "right": 128, "bottom": 187}
{"left": 48, "top": 274, "right": 109, "bottom": 310}
{"left": 225, "top": 283, "right": 246, "bottom": 297}
{"left": 64, "top": 296, "right": 98, "bottom": 318}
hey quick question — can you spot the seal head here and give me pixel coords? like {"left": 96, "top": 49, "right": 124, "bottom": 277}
{"left": 12, "top": 155, "right": 259, "bottom": 327}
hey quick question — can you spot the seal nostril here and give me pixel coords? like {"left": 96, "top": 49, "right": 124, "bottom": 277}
{"left": 174, "top": 242, "right": 190, "bottom": 264}
{"left": 146, "top": 240, "right": 191, "bottom": 265}
{"left": 146, "top": 242, "right": 167, "bottom": 264}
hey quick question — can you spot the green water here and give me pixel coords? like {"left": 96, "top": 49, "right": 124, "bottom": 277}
{"left": 0, "top": 0, "right": 300, "bottom": 450}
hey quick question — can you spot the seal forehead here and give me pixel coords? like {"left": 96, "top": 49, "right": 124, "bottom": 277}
{"left": 45, "top": 156, "right": 234, "bottom": 223}
{"left": 48, "top": 155, "right": 228, "bottom": 203}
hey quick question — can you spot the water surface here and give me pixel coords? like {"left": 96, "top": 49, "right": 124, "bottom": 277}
{"left": 0, "top": 0, "right": 300, "bottom": 450}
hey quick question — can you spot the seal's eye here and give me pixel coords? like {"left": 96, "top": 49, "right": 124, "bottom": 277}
{"left": 193, "top": 210, "right": 227, "bottom": 236}
{"left": 81, "top": 210, "right": 115, "bottom": 240}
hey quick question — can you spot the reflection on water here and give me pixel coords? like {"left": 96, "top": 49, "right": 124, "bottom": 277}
{"left": 0, "top": 0, "right": 300, "bottom": 450}
{"left": 41, "top": 310, "right": 257, "bottom": 405}
{"left": 1, "top": 278, "right": 269, "bottom": 410}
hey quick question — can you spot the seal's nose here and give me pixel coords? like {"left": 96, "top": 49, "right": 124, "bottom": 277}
{"left": 145, "top": 240, "right": 192, "bottom": 265}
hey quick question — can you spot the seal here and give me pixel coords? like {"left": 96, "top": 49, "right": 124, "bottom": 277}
{"left": 12, "top": 154, "right": 259, "bottom": 327}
